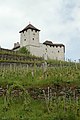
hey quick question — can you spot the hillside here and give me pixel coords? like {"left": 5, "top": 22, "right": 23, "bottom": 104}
{"left": 0, "top": 60, "right": 80, "bottom": 119}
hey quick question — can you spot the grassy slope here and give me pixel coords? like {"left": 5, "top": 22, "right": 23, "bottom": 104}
{"left": 0, "top": 96, "right": 80, "bottom": 120}
{"left": 0, "top": 61, "right": 80, "bottom": 119}
{"left": 0, "top": 61, "right": 80, "bottom": 88}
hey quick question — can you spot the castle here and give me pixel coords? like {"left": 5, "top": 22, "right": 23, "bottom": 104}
{"left": 13, "top": 23, "right": 65, "bottom": 61}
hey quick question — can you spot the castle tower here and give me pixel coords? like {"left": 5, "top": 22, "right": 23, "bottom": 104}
{"left": 18, "top": 23, "right": 65, "bottom": 61}
{"left": 19, "top": 24, "right": 40, "bottom": 47}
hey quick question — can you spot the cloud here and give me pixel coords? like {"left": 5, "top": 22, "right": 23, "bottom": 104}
{"left": 0, "top": 0, "right": 80, "bottom": 60}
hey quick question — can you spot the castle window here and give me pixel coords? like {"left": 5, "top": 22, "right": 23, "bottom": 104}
{"left": 45, "top": 48, "right": 47, "bottom": 52}
{"left": 33, "top": 33, "right": 35, "bottom": 35}
{"left": 33, "top": 38, "right": 34, "bottom": 40}
{"left": 24, "top": 39, "right": 26, "bottom": 41}
{"left": 58, "top": 51, "right": 59, "bottom": 53}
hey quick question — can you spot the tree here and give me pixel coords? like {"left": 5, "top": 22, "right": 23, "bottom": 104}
{"left": 19, "top": 47, "right": 30, "bottom": 55}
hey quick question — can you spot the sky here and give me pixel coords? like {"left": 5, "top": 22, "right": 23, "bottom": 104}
{"left": 0, "top": 0, "right": 80, "bottom": 61}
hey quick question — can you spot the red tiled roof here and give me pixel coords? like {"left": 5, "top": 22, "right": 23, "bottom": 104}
{"left": 19, "top": 24, "right": 40, "bottom": 33}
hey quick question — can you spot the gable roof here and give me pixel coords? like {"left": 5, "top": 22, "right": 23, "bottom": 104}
{"left": 43, "top": 40, "right": 65, "bottom": 47}
{"left": 43, "top": 41, "right": 53, "bottom": 46}
{"left": 19, "top": 24, "right": 40, "bottom": 33}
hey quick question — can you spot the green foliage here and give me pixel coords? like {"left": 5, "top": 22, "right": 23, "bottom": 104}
{"left": 0, "top": 61, "right": 80, "bottom": 87}
{"left": 0, "top": 95, "right": 80, "bottom": 120}
{"left": 18, "top": 46, "right": 30, "bottom": 55}
{"left": 0, "top": 61, "right": 80, "bottom": 119}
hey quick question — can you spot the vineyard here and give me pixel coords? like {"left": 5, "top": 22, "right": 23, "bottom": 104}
{"left": 0, "top": 60, "right": 80, "bottom": 119}
{"left": 0, "top": 48, "right": 43, "bottom": 65}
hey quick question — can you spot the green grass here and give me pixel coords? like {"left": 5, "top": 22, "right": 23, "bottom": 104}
{"left": 0, "top": 62, "right": 80, "bottom": 88}
{"left": 0, "top": 61, "right": 80, "bottom": 119}
{"left": 0, "top": 95, "right": 80, "bottom": 120}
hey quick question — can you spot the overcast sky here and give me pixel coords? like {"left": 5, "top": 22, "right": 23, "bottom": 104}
{"left": 0, "top": 0, "right": 80, "bottom": 61}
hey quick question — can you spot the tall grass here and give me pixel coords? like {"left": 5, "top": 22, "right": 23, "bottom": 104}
{"left": 0, "top": 62, "right": 80, "bottom": 87}
{"left": 0, "top": 61, "right": 80, "bottom": 119}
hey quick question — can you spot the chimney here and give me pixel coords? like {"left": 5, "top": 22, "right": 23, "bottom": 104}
{"left": 17, "top": 42, "right": 19, "bottom": 46}
{"left": 14, "top": 42, "right": 20, "bottom": 48}
{"left": 14, "top": 43, "right": 17, "bottom": 48}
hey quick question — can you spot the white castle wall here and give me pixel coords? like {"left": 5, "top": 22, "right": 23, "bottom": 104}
{"left": 19, "top": 24, "right": 65, "bottom": 61}
{"left": 20, "top": 30, "right": 30, "bottom": 47}
{"left": 20, "top": 29, "right": 39, "bottom": 47}
{"left": 27, "top": 43, "right": 65, "bottom": 61}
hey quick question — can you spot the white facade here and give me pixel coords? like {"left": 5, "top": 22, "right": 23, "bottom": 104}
{"left": 20, "top": 29, "right": 39, "bottom": 47}
{"left": 19, "top": 24, "right": 65, "bottom": 61}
